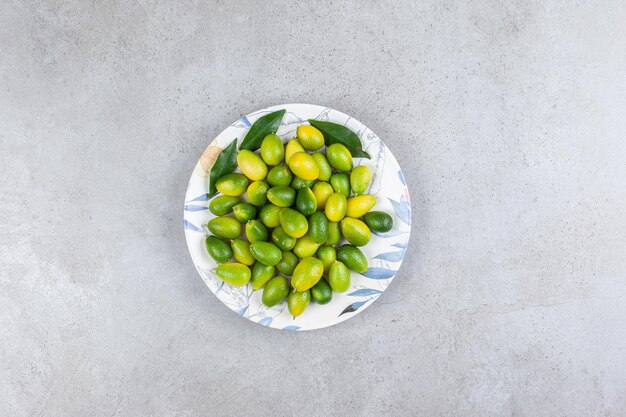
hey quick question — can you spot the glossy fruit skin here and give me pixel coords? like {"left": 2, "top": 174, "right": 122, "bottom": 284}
{"left": 328, "top": 261, "right": 351, "bottom": 292}
{"left": 350, "top": 166, "right": 372, "bottom": 195}
{"left": 291, "top": 257, "right": 324, "bottom": 291}
{"left": 311, "top": 278, "right": 333, "bottom": 304}
{"left": 296, "top": 125, "right": 324, "bottom": 151}
{"left": 260, "top": 133, "right": 285, "bottom": 166}
{"left": 340, "top": 217, "right": 371, "bottom": 246}
{"left": 276, "top": 251, "right": 299, "bottom": 276}
{"left": 288, "top": 289, "right": 311, "bottom": 317}
{"left": 245, "top": 219, "right": 269, "bottom": 243}
{"left": 363, "top": 211, "right": 394, "bottom": 233}
{"left": 293, "top": 234, "right": 321, "bottom": 258}
{"left": 295, "top": 187, "right": 317, "bottom": 216}
{"left": 312, "top": 153, "right": 331, "bottom": 181}
{"left": 330, "top": 173, "right": 350, "bottom": 197}
{"left": 250, "top": 262, "right": 275, "bottom": 290}
{"left": 205, "top": 236, "right": 232, "bottom": 264}
{"left": 346, "top": 195, "right": 377, "bottom": 218}
{"left": 262, "top": 276, "right": 290, "bottom": 306}
{"left": 259, "top": 204, "right": 282, "bottom": 228}
{"left": 311, "top": 182, "right": 334, "bottom": 209}
{"left": 337, "top": 245, "right": 368, "bottom": 273}
{"left": 316, "top": 245, "right": 337, "bottom": 273}
{"left": 308, "top": 211, "right": 329, "bottom": 244}
{"left": 325, "top": 222, "right": 342, "bottom": 245}
{"left": 288, "top": 152, "right": 320, "bottom": 181}
{"left": 237, "top": 149, "right": 268, "bottom": 181}
{"left": 204, "top": 121, "right": 397, "bottom": 315}
{"left": 291, "top": 176, "right": 316, "bottom": 190}
{"left": 207, "top": 216, "right": 242, "bottom": 239}
{"left": 216, "top": 173, "right": 249, "bottom": 196}
{"left": 209, "top": 196, "right": 240, "bottom": 216}
{"left": 279, "top": 208, "right": 309, "bottom": 238}
{"left": 246, "top": 181, "right": 269, "bottom": 206}
{"left": 215, "top": 263, "right": 251, "bottom": 287}
{"left": 325, "top": 193, "right": 347, "bottom": 222}
{"left": 231, "top": 239, "right": 255, "bottom": 266}
{"left": 271, "top": 226, "right": 297, "bottom": 251}
{"left": 285, "top": 139, "right": 304, "bottom": 163}
{"left": 266, "top": 165, "right": 293, "bottom": 187}
{"left": 249, "top": 242, "right": 283, "bottom": 266}
{"left": 267, "top": 186, "right": 296, "bottom": 207}
{"left": 326, "top": 143, "right": 352, "bottom": 171}
{"left": 232, "top": 203, "right": 257, "bottom": 223}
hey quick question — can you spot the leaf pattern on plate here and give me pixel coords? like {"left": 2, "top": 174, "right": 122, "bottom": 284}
{"left": 373, "top": 250, "right": 406, "bottom": 262}
{"left": 187, "top": 193, "right": 210, "bottom": 203}
{"left": 184, "top": 205, "right": 208, "bottom": 212}
{"left": 282, "top": 325, "right": 301, "bottom": 331}
{"left": 360, "top": 267, "right": 397, "bottom": 280}
{"left": 397, "top": 169, "right": 407, "bottom": 186}
{"left": 183, "top": 220, "right": 204, "bottom": 233}
{"left": 339, "top": 301, "right": 368, "bottom": 316}
{"left": 281, "top": 112, "right": 305, "bottom": 126}
{"left": 389, "top": 197, "right": 411, "bottom": 225}
{"left": 258, "top": 317, "right": 273, "bottom": 327}
{"left": 233, "top": 116, "right": 252, "bottom": 128}
{"left": 347, "top": 288, "right": 384, "bottom": 297}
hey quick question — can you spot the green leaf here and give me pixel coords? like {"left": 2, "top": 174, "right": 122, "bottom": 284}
{"left": 307, "top": 119, "right": 371, "bottom": 159}
{"left": 239, "top": 109, "right": 286, "bottom": 151}
{"left": 208, "top": 139, "right": 238, "bottom": 197}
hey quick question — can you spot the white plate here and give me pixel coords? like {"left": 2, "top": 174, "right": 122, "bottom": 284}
{"left": 183, "top": 104, "right": 411, "bottom": 330}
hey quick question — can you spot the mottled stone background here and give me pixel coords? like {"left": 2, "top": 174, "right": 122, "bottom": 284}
{"left": 1, "top": 1, "right": 625, "bottom": 416}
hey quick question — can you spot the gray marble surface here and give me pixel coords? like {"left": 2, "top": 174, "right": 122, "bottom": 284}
{"left": 1, "top": 1, "right": 625, "bottom": 416}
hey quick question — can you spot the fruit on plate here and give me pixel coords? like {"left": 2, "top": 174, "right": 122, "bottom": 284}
{"left": 204, "top": 111, "right": 393, "bottom": 318}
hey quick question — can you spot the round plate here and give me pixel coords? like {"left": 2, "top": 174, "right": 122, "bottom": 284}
{"left": 183, "top": 104, "right": 411, "bottom": 331}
